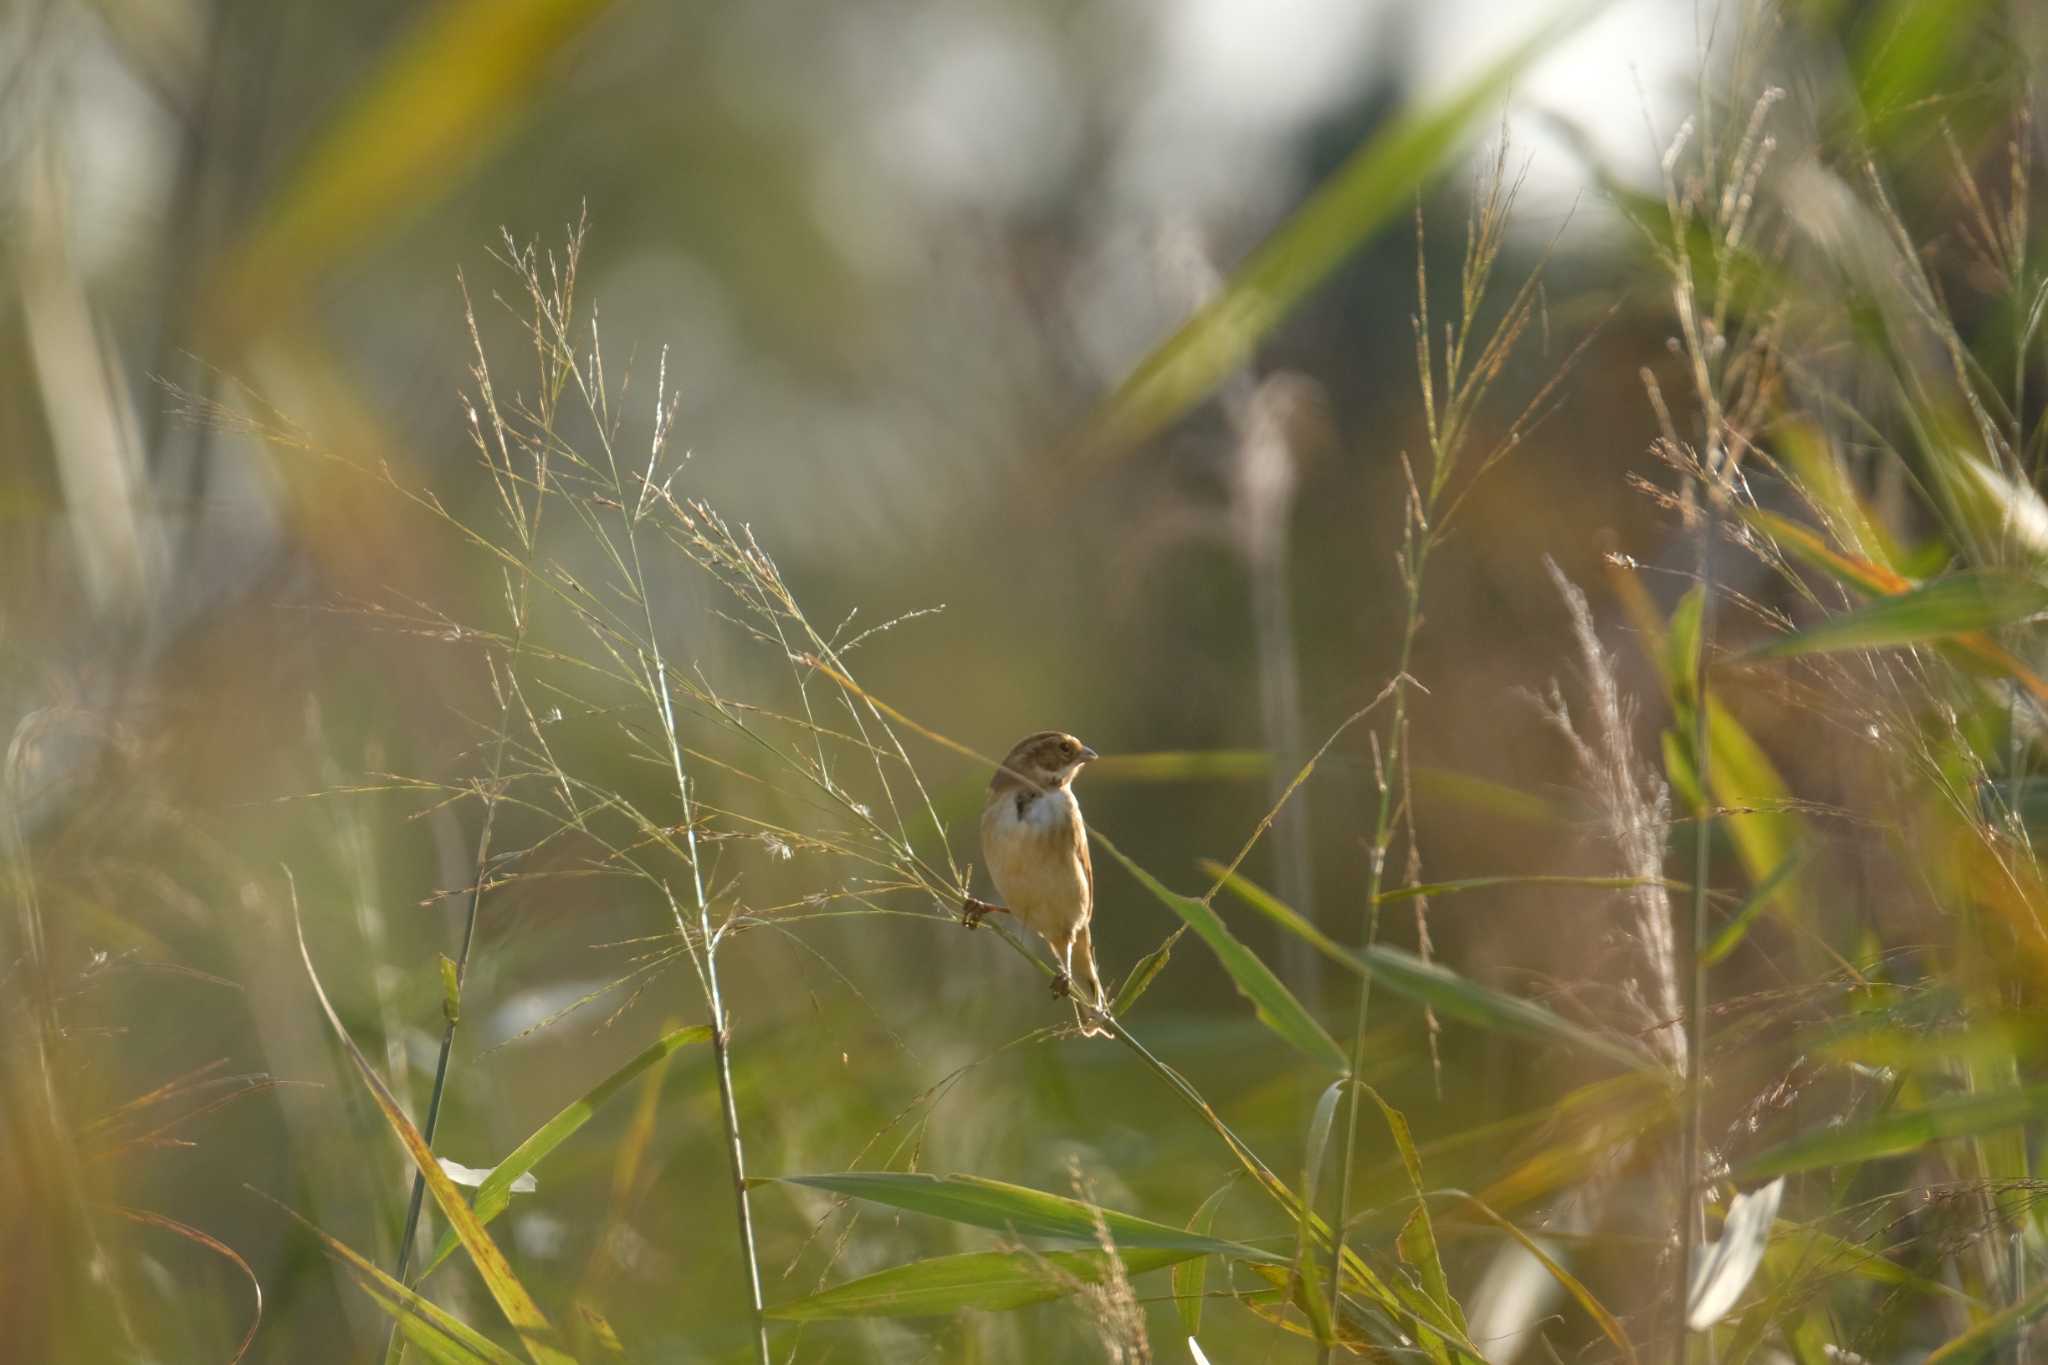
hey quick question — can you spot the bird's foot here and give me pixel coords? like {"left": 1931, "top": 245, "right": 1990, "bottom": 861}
{"left": 961, "top": 895, "right": 999, "bottom": 929}
{"left": 1050, "top": 971, "right": 1071, "bottom": 1000}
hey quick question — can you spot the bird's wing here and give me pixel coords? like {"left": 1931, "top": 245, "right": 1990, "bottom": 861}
{"left": 1072, "top": 801, "right": 1094, "bottom": 908}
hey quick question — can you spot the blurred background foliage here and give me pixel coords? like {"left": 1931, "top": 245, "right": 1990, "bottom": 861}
{"left": 10, "top": 0, "right": 2048, "bottom": 1360}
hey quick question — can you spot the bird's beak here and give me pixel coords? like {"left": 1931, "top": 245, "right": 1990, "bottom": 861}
{"left": 1078, "top": 744, "right": 1099, "bottom": 762}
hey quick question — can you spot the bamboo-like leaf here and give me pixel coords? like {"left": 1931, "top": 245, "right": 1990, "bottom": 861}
{"left": 1448, "top": 1193, "right": 1637, "bottom": 1364}
{"left": 1076, "top": 0, "right": 1607, "bottom": 459}
{"left": 1740, "top": 1086, "right": 2048, "bottom": 1179}
{"left": 360, "top": 1281, "right": 503, "bottom": 1365}
{"left": 259, "top": 1192, "right": 525, "bottom": 1365}
{"left": 1175, "top": 1183, "right": 1234, "bottom": 1340}
{"left": 761, "top": 1172, "right": 1288, "bottom": 1264}
{"left": 1362, "top": 1085, "right": 1464, "bottom": 1337}
{"left": 422, "top": 1023, "right": 712, "bottom": 1277}
{"left": 1096, "top": 835, "right": 1346, "bottom": 1071}
{"left": 1208, "top": 864, "right": 1659, "bottom": 1073}
{"left": 766, "top": 1247, "right": 1194, "bottom": 1320}
{"left": 1615, "top": 571, "right": 1807, "bottom": 921}
{"left": 1748, "top": 572, "right": 2048, "bottom": 660}
{"left": 1740, "top": 507, "right": 1910, "bottom": 597}
{"left": 1112, "top": 927, "right": 1183, "bottom": 1015}
{"left": 290, "top": 886, "right": 574, "bottom": 1364}
{"left": 1291, "top": 1080, "right": 1347, "bottom": 1347}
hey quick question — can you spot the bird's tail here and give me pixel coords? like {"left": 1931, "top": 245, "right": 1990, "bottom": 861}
{"left": 1070, "top": 923, "right": 1111, "bottom": 1038}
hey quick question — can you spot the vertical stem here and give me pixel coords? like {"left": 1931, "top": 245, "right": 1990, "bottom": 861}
{"left": 389, "top": 773, "right": 503, "bottom": 1284}
{"left": 655, "top": 658, "right": 771, "bottom": 1365}
{"left": 1675, "top": 489, "right": 1715, "bottom": 1364}
{"left": 704, "top": 932, "right": 769, "bottom": 1365}
{"left": 1321, "top": 561, "right": 1424, "bottom": 1363}
{"left": 385, "top": 651, "right": 522, "bottom": 1365}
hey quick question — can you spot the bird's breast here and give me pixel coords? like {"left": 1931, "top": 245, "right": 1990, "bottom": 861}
{"left": 980, "top": 788, "right": 1087, "bottom": 921}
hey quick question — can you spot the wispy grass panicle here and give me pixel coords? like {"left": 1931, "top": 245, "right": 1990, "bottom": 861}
{"left": 1319, "top": 145, "right": 1603, "bottom": 1362}
{"left": 1537, "top": 557, "right": 1683, "bottom": 1074}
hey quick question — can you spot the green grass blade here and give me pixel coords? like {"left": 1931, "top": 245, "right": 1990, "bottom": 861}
{"left": 1702, "top": 852, "right": 1805, "bottom": 967}
{"left": 1374, "top": 873, "right": 1692, "bottom": 906}
{"left": 260, "top": 1194, "right": 524, "bottom": 1365}
{"left": 760, "top": 1171, "right": 1287, "bottom": 1265}
{"left": 1175, "top": 1183, "right": 1234, "bottom": 1340}
{"left": 1095, "top": 835, "right": 1346, "bottom": 1071}
{"left": 1088, "top": 750, "right": 1270, "bottom": 782}
{"left": 1739, "top": 1086, "right": 2048, "bottom": 1178}
{"left": 1923, "top": 1274, "right": 2048, "bottom": 1364}
{"left": 1292, "top": 1080, "right": 1347, "bottom": 1347}
{"left": 1361, "top": 1084, "right": 1465, "bottom": 1337}
{"left": 765, "top": 1247, "right": 1194, "bottom": 1320}
{"left": 421, "top": 1023, "right": 712, "bottom": 1277}
{"left": 1747, "top": 571, "right": 2048, "bottom": 659}
{"left": 1111, "top": 927, "right": 1183, "bottom": 1016}
{"left": 1076, "top": 0, "right": 1606, "bottom": 459}
{"left": 291, "top": 885, "right": 575, "bottom": 1365}
{"left": 1208, "top": 864, "right": 1659, "bottom": 1073}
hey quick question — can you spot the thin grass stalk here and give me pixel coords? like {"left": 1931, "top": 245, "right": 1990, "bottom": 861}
{"left": 388, "top": 682, "right": 513, "bottom": 1284}
{"left": 1321, "top": 539, "right": 1424, "bottom": 1364}
{"left": 1675, "top": 500, "right": 1714, "bottom": 1364}
{"left": 652, "top": 654, "right": 769, "bottom": 1365}
{"left": 387, "top": 257, "right": 562, "bottom": 1360}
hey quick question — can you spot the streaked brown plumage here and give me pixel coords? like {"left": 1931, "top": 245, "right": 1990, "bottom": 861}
{"left": 978, "top": 730, "right": 1109, "bottom": 1037}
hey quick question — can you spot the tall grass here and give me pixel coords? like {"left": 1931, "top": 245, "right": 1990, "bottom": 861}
{"left": 17, "top": 3, "right": 2048, "bottom": 1362}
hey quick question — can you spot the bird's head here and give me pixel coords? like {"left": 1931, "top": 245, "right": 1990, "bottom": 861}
{"left": 993, "top": 730, "right": 1099, "bottom": 793}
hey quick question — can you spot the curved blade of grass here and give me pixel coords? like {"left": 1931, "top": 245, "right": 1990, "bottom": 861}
{"left": 1291, "top": 1080, "right": 1348, "bottom": 1347}
{"left": 1353, "top": 944, "right": 1656, "bottom": 1072}
{"left": 1739, "top": 507, "right": 1911, "bottom": 596}
{"left": 1077, "top": 0, "right": 1607, "bottom": 460}
{"left": 1096, "top": 835, "right": 1345, "bottom": 1071}
{"left": 765, "top": 1247, "right": 1195, "bottom": 1320}
{"left": 1702, "top": 851, "right": 1805, "bottom": 967}
{"left": 1208, "top": 863, "right": 1659, "bottom": 1073}
{"left": 289, "top": 882, "right": 573, "bottom": 1364}
{"left": 258, "top": 1192, "right": 524, "bottom": 1365}
{"left": 1176, "top": 1183, "right": 1235, "bottom": 1340}
{"left": 1764, "top": 1219, "right": 1975, "bottom": 1306}
{"left": 421, "top": 1023, "right": 712, "bottom": 1277}
{"left": 363, "top": 1282, "right": 501, "bottom": 1365}
{"left": 1739, "top": 1085, "right": 2048, "bottom": 1179}
{"left": 222, "top": 0, "right": 615, "bottom": 318}
{"left": 1444, "top": 1192, "right": 1637, "bottom": 1365}
{"left": 1747, "top": 571, "right": 2048, "bottom": 660}
{"left": 1924, "top": 1274, "right": 2048, "bottom": 1364}
{"left": 760, "top": 1172, "right": 1287, "bottom": 1265}
{"left": 1615, "top": 571, "right": 1808, "bottom": 921}
{"left": 1360, "top": 1085, "right": 1464, "bottom": 1338}
{"left": 1112, "top": 926, "right": 1183, "bottom": 1016}
{"left": 109, "top": 1206, "right": 263, "bottom": 1365}
{"left": 1741, "top": 509, "right": 2048, "bottom": 705}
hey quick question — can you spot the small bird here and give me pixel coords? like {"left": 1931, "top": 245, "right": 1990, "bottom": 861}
{"left": 977, "top": 730, "right": 1110, "bottom": 1037}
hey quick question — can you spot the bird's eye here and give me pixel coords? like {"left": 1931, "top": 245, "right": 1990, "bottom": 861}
{"left": 1061, "top": 740, "right": 1076, "bottom": 756}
